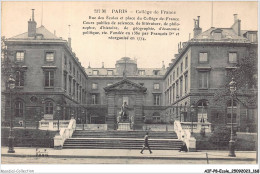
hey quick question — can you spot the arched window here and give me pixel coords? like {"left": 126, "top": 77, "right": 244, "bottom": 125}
{"left": 197, "top": 100, "right": 209, "bottom": 123}
{"left": 45, "top": 101, "right": 54, "bottom": 114}
{"left": 15, "top": 101, "right": 24, "bottom": 117}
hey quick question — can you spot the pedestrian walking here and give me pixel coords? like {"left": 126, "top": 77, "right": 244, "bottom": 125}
{"left": 140, "top": 132, "right": 152, "bottom": 154}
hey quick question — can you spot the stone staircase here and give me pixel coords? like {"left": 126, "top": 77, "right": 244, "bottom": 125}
{"left": 63, "top": 130, "right": 183, "bottom": 150}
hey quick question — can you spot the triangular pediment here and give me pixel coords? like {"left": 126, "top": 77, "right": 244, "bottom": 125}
{"left": 104, "top": 78, "right": 147, "bottom": 92}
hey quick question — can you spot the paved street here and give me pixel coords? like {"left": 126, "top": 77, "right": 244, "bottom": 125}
{"left": 1, "top": 156, "right": 256, "bottom": 164}
{"left": 1, "top": 147, "right": 257, "bottom": 164}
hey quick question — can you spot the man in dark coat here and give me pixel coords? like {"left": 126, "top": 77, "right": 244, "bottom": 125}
{"left": 140, "top": 132, "right": 152, "bottom": 154}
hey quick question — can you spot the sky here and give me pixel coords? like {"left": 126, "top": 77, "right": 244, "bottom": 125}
{"left": 1, "top": 1, "right": 258, "bottom": 69}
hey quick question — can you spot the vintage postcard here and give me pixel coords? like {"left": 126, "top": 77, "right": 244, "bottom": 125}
{"left": 1, "top": 1, "right": 258, "bottom": 173}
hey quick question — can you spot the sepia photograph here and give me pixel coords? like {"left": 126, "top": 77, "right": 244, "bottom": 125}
{"left": 1, "top": 1, "right": 259, "bottom": 173}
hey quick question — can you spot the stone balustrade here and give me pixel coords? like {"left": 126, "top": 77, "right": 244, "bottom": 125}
{"left": 180, "top": 122, "right": 212, "bottom": 133}
{"left": 39, "top": 120, "right": 70, "bottom": 130}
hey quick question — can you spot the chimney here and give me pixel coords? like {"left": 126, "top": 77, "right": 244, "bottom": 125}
{"left": 28, "top": 9, "right": 37, "bottom": 37}
{"left": 88, "top": 62, "right": 91, "bottom": 68}
{"left": 231, "top": 14, "right": 241, "bottom": 36}
{"left": 68, "top": 38, "right": 72, "bottom": 48}
{"left": 193, "top": 16, "right": 202, "bottom": 37}
{"left": 233, "top": 14, "right": 238, "bottom": 22}
{"left": 102, "top": 62, "right": 104, "bottom": 68}
{"left": 162, "top": 61, "right": 165, "bottom": 69}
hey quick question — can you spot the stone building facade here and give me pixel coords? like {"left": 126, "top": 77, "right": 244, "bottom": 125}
{"left": 2, "top": 12, "right": 257, "bottom": 132}
{"left": 2, "top": 11, "right": 88, "bottom": 127}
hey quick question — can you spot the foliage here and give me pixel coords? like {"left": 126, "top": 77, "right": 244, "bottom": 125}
{"left": 209, "top": 125, "right": 231, "bottom": 146}
{"left": 213, "top": 51, "right": 258, "bottom": 106}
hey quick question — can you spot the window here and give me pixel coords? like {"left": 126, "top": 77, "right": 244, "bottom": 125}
{"left": 107, "top": 70, "right": 113, "bottom": 75}
{"left": 93, "top": 70, "right": 99, "bottom": 75}
{"left": 69, "top": 62, "right": 72, "bottom": 72}
{"left": 185, "top": 56, "right": 188, "bottom": 68}
{"left": 15, "top": 101, "right": 23, "bottom": 117}
{"left": 69, "top": 77, "right": 72, "bottom": 95}
{"left": 181, "top": 62, "right": 183, "bottom": 73}
{"left": 227, "top": 100, "right": 238, "bottom": 124}
{"left": 177, "top": 67, "right": 179, "bottom": 77}
{"left": 199, "top": 52, "right": 208, "bottom": 63}
{"left": 184, "top": 74, "right": 188, "bottom": 93}
{"left": 73, "top": 80, "right": 76, "bottom": 96}
{"left": 170, "top": 75, "right": 172, "bottom": 84}
{"left": 154, "top": 70, "right": 159, "bottom": 75}
{"left": 248, "top": 33, "right": 257, "bottom": 42}
{"left": 64, "top": 55, "right": 67, "bottom": 65}
{"left": 91, "top": 94, "right": 98, "bottom": 104}
{"left": 16, "top": 51, "right": 25, "bottom": 62}
{"left": 228, "top": 53, "right": 237, "bottom": 63}
{"left": 45, "top": 101, "right": 53, "bottom": 114}
{"left": 176, "top": 81, "right": 179, "bottom": 98}
{"left": 173, "top": 71, "right": 175, "bottom": 81}
{"left": 45, "top": 52, "right": 54, "bottom": 62}
{"left": 198, "top": 72, "right": 208, "bottom": 88}
{"left": 154, "top": 83, "right": 159, "bottom": 90}
{"left": 15, "top": 71, "right": 24, "bottom": 87}
{"left": 73, "top": 66, "right": 75, "bottom": 76}
{"left": 138, "top": 70, "right": 145, "bottom": 75}
{"left": 92, "top": 83, "right": 98, "bottom": 89}
{"left": 197, "top": 100, "right": 209, "bottom": 122}
{"left": 180, "top": 77, "right": 183, "bottom": 97}
{"left": 172, "top": 84, "right": 175, "bottom": 102}
{"left": 227, "top": 100, "right": 237, "bottom": 108}
{"left": 64, "top": 73, "right": 67, "bottom": 91}
{"left": 152, "top": 112, "right": 161, "bottom": 122}
{"left": 153, "top": 94, "right": 160, "bottom": 105}
{"left": 45, "top": 71, "right": 54, "bottom": 87}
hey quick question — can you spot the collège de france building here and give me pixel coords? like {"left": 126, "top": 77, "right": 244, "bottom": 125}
{"left": 2, "top": 11, "right": 257, "bottom": 132}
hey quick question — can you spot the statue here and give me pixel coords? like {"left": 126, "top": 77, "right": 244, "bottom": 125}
{"left": 121, "top": 101, "right": 128, "bottom": 121}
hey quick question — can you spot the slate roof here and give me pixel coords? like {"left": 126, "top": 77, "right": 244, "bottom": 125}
{"left": 9, "top": 25, "right": 61, "bottom": 40}
{"left": 192, "top": 27, "right": 250, "bottom": 43}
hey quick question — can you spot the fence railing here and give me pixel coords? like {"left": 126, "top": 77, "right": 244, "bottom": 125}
{"left": 39, "top": 120, "right": 70, "bottom": 130}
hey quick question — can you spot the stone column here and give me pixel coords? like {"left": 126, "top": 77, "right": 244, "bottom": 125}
{"left": 107, "top": 92, "right": 116, "bottom": 130}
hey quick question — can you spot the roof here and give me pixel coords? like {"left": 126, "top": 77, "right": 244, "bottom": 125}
{"left": 192, "top": 27, "right": 250, "bottom": 42}
{"left": 9, "top": 25, "right": 61, "bottom": 40}
{"left": 104, "top": 78, "right": 147, "bottom": 92}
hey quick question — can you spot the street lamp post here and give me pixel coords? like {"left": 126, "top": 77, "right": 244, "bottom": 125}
{"left": 191, "top": 103, "right": 195, "bottom": 134}
{"left": 82, "top": 109, "right": 85, "bottom": 130}
{"left": 228, "top": 78, "right": 236, "bottom": 157}
{"left": 56, "top": 104, "right": 61, "bottom": 130}
{"left": 8, "top": 75, "right": 15, "bottom": 153}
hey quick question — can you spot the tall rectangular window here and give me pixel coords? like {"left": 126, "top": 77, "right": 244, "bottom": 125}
{"left": 173, "top": 71, "right": 175, "bottom": 81}
{"left": 73, "top": 80, "right": 76, "bottom": 96}
{"left": 64, "top": 73, "right": 67, "bottom": 91}
{"left": 15, "top": 71, "right": 24, "bottom": 87}
{"left": 153, "top": 94, "right": 160, "bottom": 105}
{"left": 16, "top": 51, "right": 25, "bottom": 62}
{"left": 184, "top": 74, "right": 188, "bottom": 93}
{"left": 64, "top": 55, "right": 67, "bottom": 65}
{"left": 199, "top": 52, "right": 208, "bottom": 63}
{"left": 228, "top": 53, "right": 237, "bottom": 63}
{"left": 45, "top": 52, "right": 54, "bottom": 62}
{"left": 69, "top": 77, "right": 72, "bottom": 95}
{"left": 181, "top": 62, "right": 183, "bottom": 73}
{"left": 180, "top": 77, "right": 183, "bottom": 97}
{"left": 45, "top": 71, "right": 54, "bottom": 87}
{"left": 69, "top": 62, "right": 72, "bottom": 72}
{"left": 91, "top": 94, "right": 98, "bottom": 104}
{"left": 177, "top": 67, "right": 179, "bottom": 77}
{"left": 185, "top": 56, "right": 188, "bottom": 68}
{"left": 176, "top": 81, "right": 179, "bottom": 98}
{"left": 138, "top": 70, "right": 145, "bottom": 75}
{"left": 199, "top": 72, "right": 209, "bottom": 88}
{"left": 173, "top": 84, "right": 175, "bottom": 102}
{"left": 170, "top": 75, "right": 172, "bottom": 84}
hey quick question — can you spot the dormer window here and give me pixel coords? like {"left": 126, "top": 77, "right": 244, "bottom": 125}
{"left": 212, "top": 29, "right": 222, "bottom": 40}
{"left": 153, "top": 70, "right": 159, "bottom": 75}
{"left": 138, "top": 70, "right": 145, "bottom": 76}
{"left": 107, "top": 70, "right": 113, "bottom": 75}
{"left": 93, "top": 70, "right": 99, "bottom": 75}
{"left": 228, "top": 52, "right": 237, "bottom": 63}
{"left": 248, "top": 33, "right": 257, "bottom": 42}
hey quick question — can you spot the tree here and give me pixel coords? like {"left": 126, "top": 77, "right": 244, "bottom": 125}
{"left": 213, "top": 50, "right": 257, "bottom": 107}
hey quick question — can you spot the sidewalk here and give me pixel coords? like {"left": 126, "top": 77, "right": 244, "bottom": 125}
{"left": 1, "top": 147, "right": 257, "bottom": 161}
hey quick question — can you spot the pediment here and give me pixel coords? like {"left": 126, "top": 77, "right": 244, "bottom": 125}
{"left": 104, "top": 78, "right": 147, "bottom": 92}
